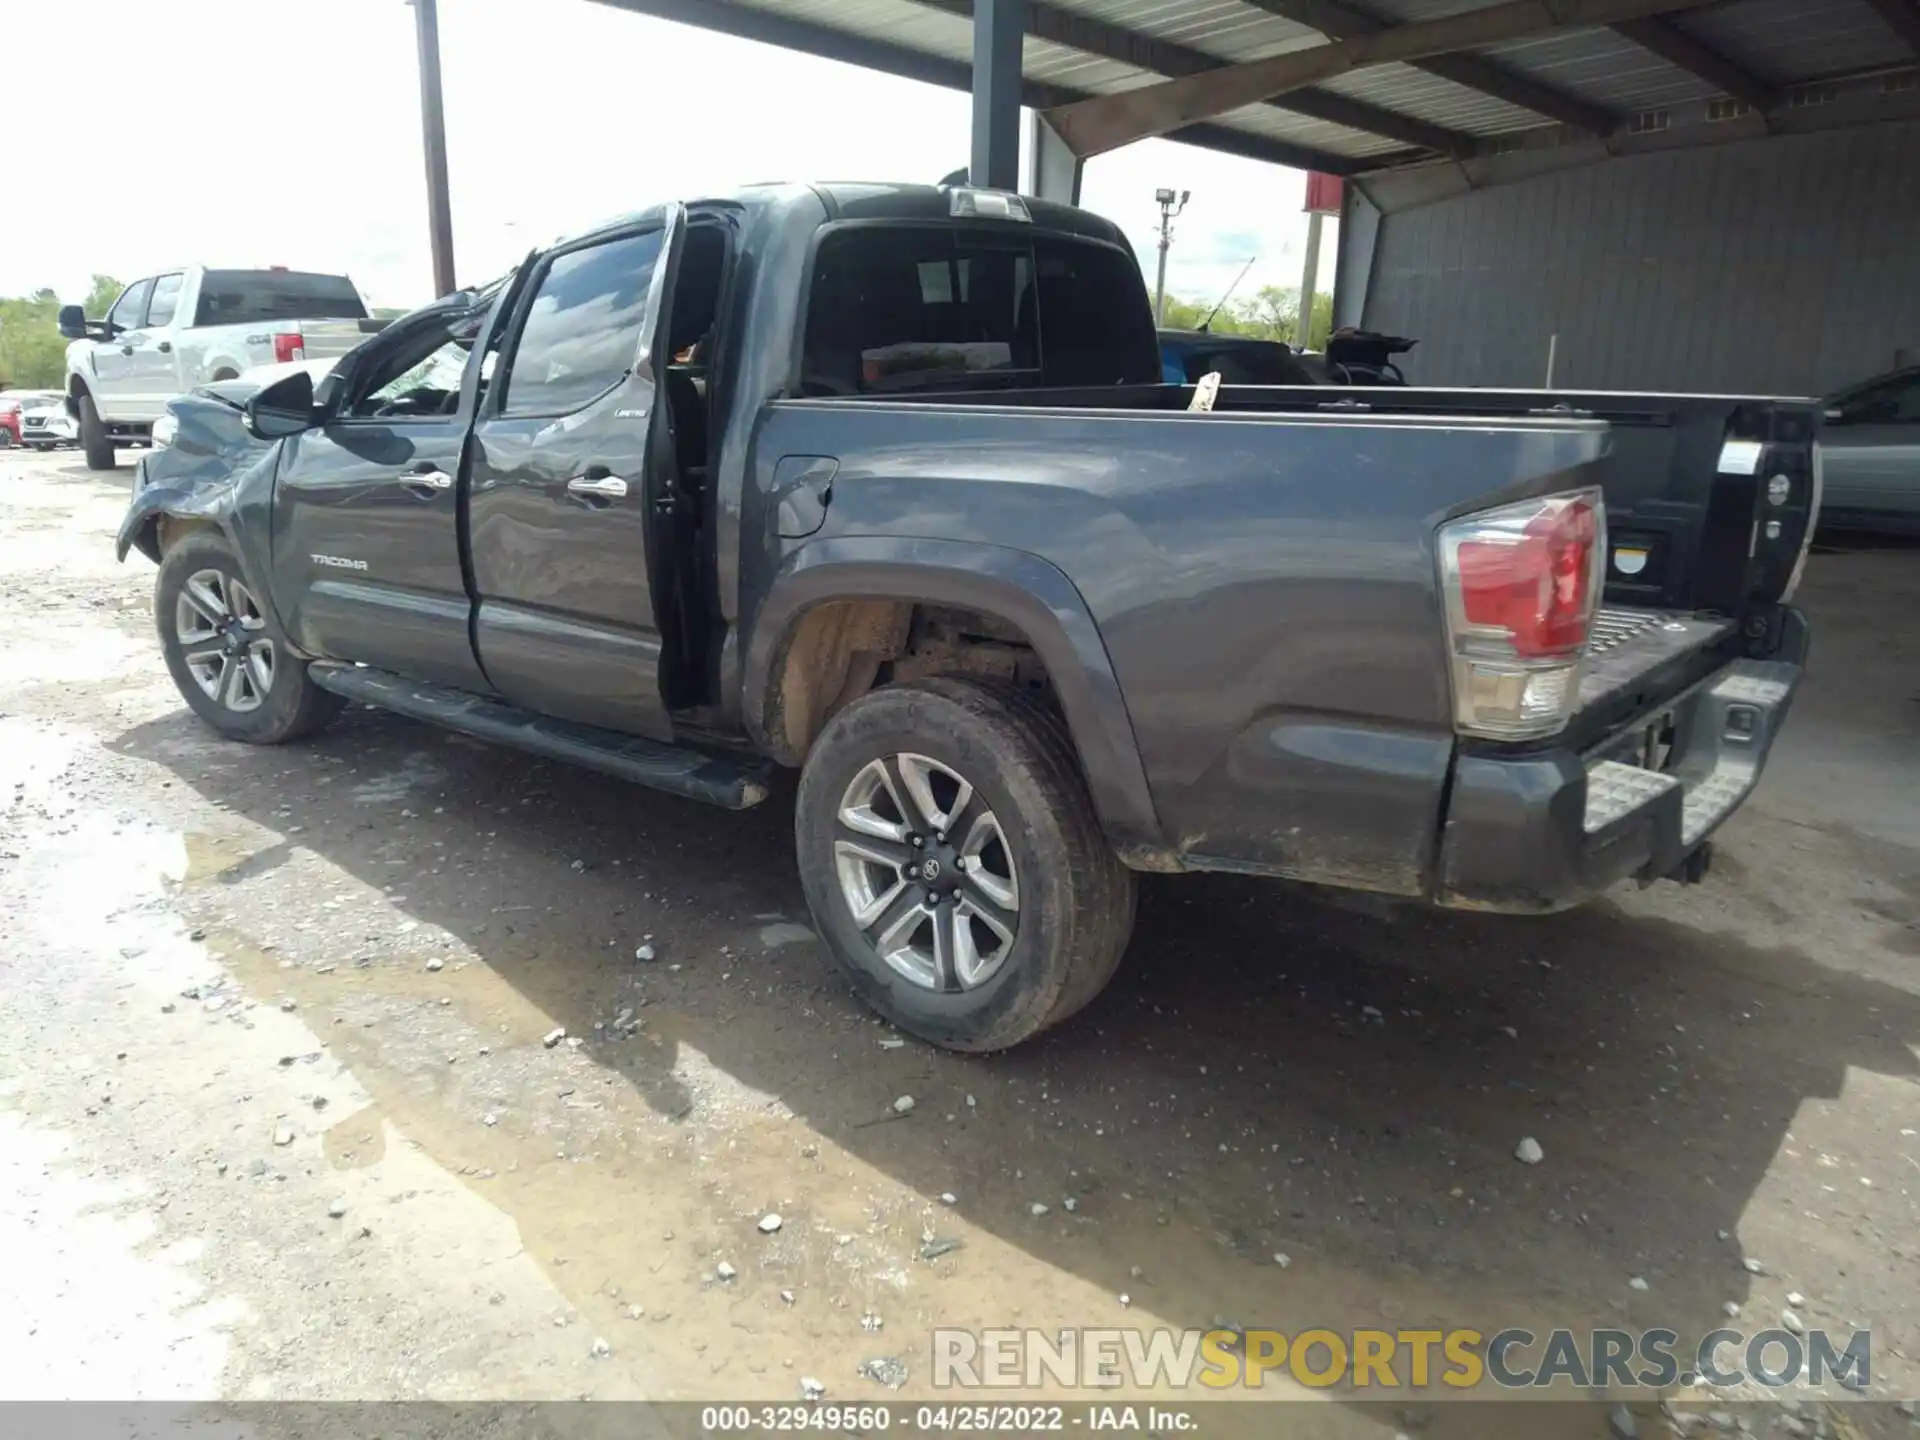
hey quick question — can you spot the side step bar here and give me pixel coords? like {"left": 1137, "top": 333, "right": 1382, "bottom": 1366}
{"left": 309, "top": 664, "right": 776, "bottom": 810}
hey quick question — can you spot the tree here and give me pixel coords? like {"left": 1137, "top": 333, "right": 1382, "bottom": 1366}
{"left": 83, "top": 275, "right": 124, "bottom": 318}
{"left": 1157, "top": 283, "right": 1334, "bottom": 350}
{"left": 0, "top": 292, "right": 70, "bottom": 389}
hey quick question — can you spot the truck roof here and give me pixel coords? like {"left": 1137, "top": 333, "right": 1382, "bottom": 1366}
{"left": 566, "top": 182, "right": 1137, "bottom": 257}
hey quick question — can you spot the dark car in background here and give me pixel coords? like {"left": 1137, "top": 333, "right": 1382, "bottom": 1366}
{"left": 1158, "top": 329, "right": 1319, "bottom": 386}
{"left": 1819, "top": 365, "right": 1920, "bottom": 535}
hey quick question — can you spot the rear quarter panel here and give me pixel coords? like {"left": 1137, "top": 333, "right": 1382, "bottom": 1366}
{"left": 749, "top": 400, "right": 1609, "bottom": 892}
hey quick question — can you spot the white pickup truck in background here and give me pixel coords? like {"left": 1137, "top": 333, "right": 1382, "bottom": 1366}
{"left": 59, "top": 266, "right": 381, "bottom": 469}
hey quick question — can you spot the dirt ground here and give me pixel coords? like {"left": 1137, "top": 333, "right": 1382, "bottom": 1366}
{"left": 0, "top": 445, "right": 1915, "bottom": 1438}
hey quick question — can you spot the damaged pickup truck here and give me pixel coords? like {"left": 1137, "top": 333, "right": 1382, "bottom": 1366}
{"left": 119, "top": 182, "right": 1819, "bottom": 1052}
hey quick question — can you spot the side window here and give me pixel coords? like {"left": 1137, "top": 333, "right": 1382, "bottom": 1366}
{"left": 146, "top": 273, "right": 184, "bottom": 328}
{"left": 108, "top": 278, "right": 155, "bottom": 331}
{"left": 343, "top": 299, "right": 494, "bottom": 421}
{"left": 500, "top": 231, "right": 663, "bottom": 418}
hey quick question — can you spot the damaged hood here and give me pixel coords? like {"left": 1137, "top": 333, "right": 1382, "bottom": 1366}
{"left": 194, "top": 357, "right": 340, "bottom": 409}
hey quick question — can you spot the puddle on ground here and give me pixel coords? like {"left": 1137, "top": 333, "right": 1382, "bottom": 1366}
{"left": 152, "top": 829, "right": 280, "bottom": 886}
{"left": 323, "top": 1107, "right": 389, "bottom": 1170}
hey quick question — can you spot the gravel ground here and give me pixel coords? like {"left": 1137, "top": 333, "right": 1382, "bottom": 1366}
{"left": 0, "top": 445, "right": 1915, "bottom": 1439}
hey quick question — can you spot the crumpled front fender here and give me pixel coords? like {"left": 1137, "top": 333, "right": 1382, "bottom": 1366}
{"left": 116, "top": 478, "right": 233, "bottom": 565}
{"left": 113, "top": 394, "right": 294, "bottom": 647}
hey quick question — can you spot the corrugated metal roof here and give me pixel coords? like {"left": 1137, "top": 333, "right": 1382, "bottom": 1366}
{"left": 1479, "top": 26, "right": 1725, "bottom": 109}
{"left": 1679, "top": 0, "right": 1904, "bottom": 80}
{"left": 628, "top": 0, "right": 1920, "bottom": 172}
{"left": 1319, "top": 61, "right": 1548, "bottom": 134}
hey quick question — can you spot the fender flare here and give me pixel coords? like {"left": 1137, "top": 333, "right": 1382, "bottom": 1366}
{"left": 743, "top": 535, "right": 1165, "bottom": 855}
{"left": 115, "top": 481, "right": 302, "bottom": 654}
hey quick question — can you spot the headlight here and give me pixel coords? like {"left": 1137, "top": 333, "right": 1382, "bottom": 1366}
{"left": 151, "top": 414, "right": 179, "bottom": 448}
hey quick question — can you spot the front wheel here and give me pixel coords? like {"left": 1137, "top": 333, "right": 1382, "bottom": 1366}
{"left": 78, "top": 393, "right": 114, "bottom": 470}
{"left": 155, "top": 532, "right": 344, "bottom": 744}
{"left": 795, "top": 677, "right": 1136, "bottom": 1052}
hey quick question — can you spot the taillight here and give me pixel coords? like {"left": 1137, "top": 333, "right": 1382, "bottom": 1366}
{"left": 272, "top": 332, "right": 305, "bottom": 364}
{"left": 1438, "top": 489, "right": 1604, "bottom": 740}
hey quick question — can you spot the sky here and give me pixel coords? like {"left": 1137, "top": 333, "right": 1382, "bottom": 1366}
{"left": 0, "top": 0, "right": 1337, "bottom": 315}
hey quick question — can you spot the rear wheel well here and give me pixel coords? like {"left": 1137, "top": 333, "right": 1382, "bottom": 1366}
{"left": 766, "top": 600, "right": 1059, "bottom": 764}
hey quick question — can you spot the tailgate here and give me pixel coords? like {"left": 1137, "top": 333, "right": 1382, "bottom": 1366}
{"left": 293, "top": 319, "right": 375, "bottom": 360}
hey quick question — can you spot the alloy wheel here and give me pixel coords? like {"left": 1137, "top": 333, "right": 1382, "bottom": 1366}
{"left": 832, "top": 753, "right": 1021, "bottom": 992}
{"left": 175, "top": 568, "right": 276, "bottom": 713}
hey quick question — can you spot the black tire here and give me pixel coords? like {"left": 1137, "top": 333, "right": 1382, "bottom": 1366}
{"left": 155, "top": 531, "right": 345, "bottom": 744}
{"left": 209, "top": 369, "right": 238, "bottom": 382}
{"left": 796, "top": 676, "right": 1136, "bottom": 1052}
{"left": 78, "top": 393, "right": 114, "bottom": 470}
{"left": 0, "top": 430, "right": 13, "bottom": 449}
{"left": 29, "top": 443, "right": 54, "bottom": 453}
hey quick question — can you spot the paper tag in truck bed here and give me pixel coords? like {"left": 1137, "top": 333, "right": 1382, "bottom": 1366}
{"left": 113, "top": 181, "right": 1815, "bottom": 1052}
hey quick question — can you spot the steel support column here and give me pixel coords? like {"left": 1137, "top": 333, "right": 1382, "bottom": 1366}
{"left": 971, "top": 0, "right": 1024, "bottom": 190}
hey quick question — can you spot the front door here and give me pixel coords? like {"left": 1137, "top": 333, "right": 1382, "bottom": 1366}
{"left": 123, "top": 272, "right": 186, "bottom": 415}
{"left": 467, "top": 205, "right": 685, "bottom": 740}
{"left": 269, "top": 293, "right": 505, "bottom": 690}
{"left": 91, "top": 277, "right": 154, "bottom": 421}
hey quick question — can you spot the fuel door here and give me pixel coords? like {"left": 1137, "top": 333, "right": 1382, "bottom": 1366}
{"left": 772, "top": 455, "right": 837, "bottom": 539}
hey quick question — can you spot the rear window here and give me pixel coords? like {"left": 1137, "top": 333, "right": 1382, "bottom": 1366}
{"left": 800, "top": 226, "right": 1160, "bottom": 395}
{"left": 193, "top": 270, "right": 368, "bottom": 325}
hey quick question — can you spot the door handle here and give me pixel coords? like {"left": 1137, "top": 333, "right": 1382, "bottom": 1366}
{"left": 566, "top": 474, "right": 629, "bottom": 499}
{"left": 121, "top": 345, "right": 135, "bottom": 356}
{"left": 400, "top": 468, "right": 454, "bottom": 497}
{"left": 157, "top": 341, "right": 173, "bottom": 354}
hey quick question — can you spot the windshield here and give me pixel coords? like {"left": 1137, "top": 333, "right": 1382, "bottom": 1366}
{"left": 194, "top": 270, "right": 368, "bottom": 325}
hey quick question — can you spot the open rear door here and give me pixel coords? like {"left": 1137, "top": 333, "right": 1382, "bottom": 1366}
{"left": 467, "top": 202, "right": 689, "bottom": 740}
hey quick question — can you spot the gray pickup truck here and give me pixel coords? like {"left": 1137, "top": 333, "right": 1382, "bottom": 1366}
{"left": 117, "top": 182, "right": 1818, "bottom": 1052}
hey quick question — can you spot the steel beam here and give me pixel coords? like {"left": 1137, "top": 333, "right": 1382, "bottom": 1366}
{"left": 1862, "top": 0, "right": 1920, "bottom": 52}
{"left": 1237, "top": 0, "right": 1616, "bottom": 134}
{"left": 971, "top": 0, "right": 1024, "bottom": 189}
{"left": 586, "top": 0, "right": 1375, "bottom": 173}
{"left": 1048, "top": 0, "right": 1720, "bottom": 157}
{"left": 911, "top": 0, "right": 1475, "bottom": 155}
{"left": 1611, "top": 15, "right": 1778, "bottom": 110}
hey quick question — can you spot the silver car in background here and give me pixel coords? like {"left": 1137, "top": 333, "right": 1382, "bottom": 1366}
{"left": 1820, "top": 365, "right": 1920, "bottom": 534}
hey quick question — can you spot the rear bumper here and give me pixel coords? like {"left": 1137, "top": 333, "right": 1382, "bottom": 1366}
{"left": 1435, "top": 647, "right": 1803, "bottom": 913}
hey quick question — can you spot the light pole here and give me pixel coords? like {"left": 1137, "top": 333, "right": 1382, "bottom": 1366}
{"left": 1152, "top": 187, "right": 1189, "bottom": 326}
{"left": 409, "top": 0, "right": 457, "bottom": 299}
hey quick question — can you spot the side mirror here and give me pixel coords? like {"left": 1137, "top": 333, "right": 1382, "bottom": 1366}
{"left": 57, "top": 304, "right": 90, "bottom": 340}
{"left": 244, "top": 369, "right": 318, "bottom": 441}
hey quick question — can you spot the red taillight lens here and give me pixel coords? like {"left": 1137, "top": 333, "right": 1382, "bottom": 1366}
{"left": 1456, "top": 495, "right": 1598, "bottom": 658}
{"left": 272, "top": 332, "right": 305, "bottom": 364}
{"left": 1438, "top": 490, "right": 1605, "bottom": 740}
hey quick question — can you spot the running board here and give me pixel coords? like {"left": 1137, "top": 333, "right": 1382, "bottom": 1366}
{"left": 308, "top": 664, "right": 775, "bottom": 810}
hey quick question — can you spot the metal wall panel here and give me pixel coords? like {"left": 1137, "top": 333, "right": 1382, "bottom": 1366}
{"left": 1360, "top": 120, "right": 1920, "bottom": 395}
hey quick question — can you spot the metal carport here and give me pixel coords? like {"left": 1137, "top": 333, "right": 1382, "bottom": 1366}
{"left": 569, "top": 0, "right": 1920, "bottom": 396}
